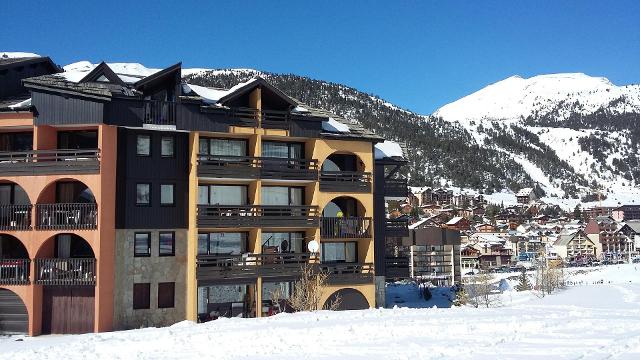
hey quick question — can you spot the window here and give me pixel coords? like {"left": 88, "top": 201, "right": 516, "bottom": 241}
{"left": 161, "top": 136, "right": 175, "bottom": 157}
{"left": 262, "top": 232, "right": 304, "bottom": 253}
{"left": 159, "top": 232, "right": 175, "bottom": 256}
{"left": 136, "top": 183, "right": 151, "bottom": 206}
{"left": 262, "top": 141, "right": 303, "bottom": 159}
{"left": 160, "top": 184, "right": 175, "bottom": 206}
{"left": 199, "top": 138, "right": 247, "bottom": 157}
{"left": 321, "top": 242, "right": 357, "bottom": 263}
{"left": 198, "top": 185, "right": 248, "bottom": 205}
{"left": 136, "top": 134, "right": 151, "bottom": 156}
{"left": 134, "top": 232, "right": 151, "bottom": 257}
{"left": 261, "top": 186, "right": 303, "bottom": 206}
{"left": 133, "top": 283, "right": 150, "bottom": 309}
{"left": 198, "top": 232, "right": 247, "bottom": 255}
{"left": 158, "top": 282, "right": 175, "bottom": 308}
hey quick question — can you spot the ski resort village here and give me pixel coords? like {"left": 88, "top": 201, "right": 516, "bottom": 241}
{"left": 1, "top": 4, "right": 640, "bottom": 356}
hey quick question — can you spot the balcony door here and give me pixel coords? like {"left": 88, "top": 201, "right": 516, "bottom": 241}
{"left": 57, "top": 131, "right": 98, "bottom": 150}
{"left": 262, "top": 141, "right": 304, "bottom": 169}
{"left": 199, "top": 138, "right": 247, "bottom": 161}
{"left": 261, "top": 186, "right": 303, "bottom": 206}
{"left": 0, "top": 132, "right": 33, "bottom": 152}
{"left": 198, "top": 185, "right": 248, "bottom": 206}
{"left": 321, "top": 242, "right": 357, "bottom": 263}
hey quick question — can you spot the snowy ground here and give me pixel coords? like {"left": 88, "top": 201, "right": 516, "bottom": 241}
{"left": 2, "top": 265, "right": 640, "bottom": 359}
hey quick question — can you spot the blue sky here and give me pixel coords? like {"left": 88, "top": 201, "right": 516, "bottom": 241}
{"left": 2, "top": 0, "right": 639, "bottom": 114}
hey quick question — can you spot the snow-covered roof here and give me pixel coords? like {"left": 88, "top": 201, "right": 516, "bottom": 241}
{"left": 374, "top": 140, "right": 404, "bottom": 160}
{"left": 516, "top": 188, "right": 534, "bottom": 197}
{"left": 446, "top": 216, "right": 465, "bottom": 225}
{"left": 0, "top": 51, "right": 40, "bottom": 59}
{"left": 322, "top": 117, "right": 351, "bottom": 133}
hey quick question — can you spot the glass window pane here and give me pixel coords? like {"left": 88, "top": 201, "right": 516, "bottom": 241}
{"left": 161, "top": 184, "right": 174, "bottom": 205}
{"left": 134, "top": 233, "right": 150, "bottom": 256}
{"left": 262, "top": 232, "right": 304, "bottom": 253}
{"left": 136, "top": 135, "right": 151, "bottom": 156}
{"left": 210, "top": 139, "right": 246, "bottom": 157}
{"left": 290, "top": 188, "right": 303, "bottom": 206}
{"left": 136, "top": 184, "right": 150, "bottom": 205}
{"left": 289, "top": 143, "right": 303, "bottom": 159}
{"left": 346, "top": 242, "right": 357, "bottom": 262}
{"left": 159, "top": 232, "right": 175, "bottom": 256}
{"left": 198, "top": 233, "right": 209, "bottom": 255}
{"left": 262, "top": 142, "right": 288, "bottom": 158}
{"left": 199, "top": 139, "right": 209, "bottom": 155}
{"left": 261, "top": 186, "right": 288, "bottom": 205}
{"left": 209, "top": 233, "right": 246, "bottom": 255}
{"left": 198, "top": 186, "right": 209, "bottom": 205}
{"left": 161, "top": 136, "right": 174, "bottom": 157}
{"left": 211, "top": 185, "right": 246, "bottom": 205}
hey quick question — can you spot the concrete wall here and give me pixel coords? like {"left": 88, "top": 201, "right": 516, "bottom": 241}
{"left": 114, "top": 229, "right": 187, "bottom": 330}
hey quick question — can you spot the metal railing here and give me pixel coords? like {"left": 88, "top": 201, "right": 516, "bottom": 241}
{"left": 320, "top": 262, "right": 374, "bottom": 284}
{"left": 319, "top": 171, "right": 372, "bottom": 192}
{"left": 35, "top": 203, "right": 98, "bottom": 230}
{"left": 197, "top": 205, "right": 320, "bottom": 228}
{"left": 0, "top": 204, "right": 32, "bottom": 230}
{"left": 0, "top": 259, "right": 30, "bottom": 285}
{"left": 143, "top": 100, "right": 177, "bottom": 126}
{"left": 35, "top": 258, "right": 96, "bottom": 285}
{"left": 321, "top": 217, "right": 372, "bottom": 239}
{"left": 0, "top": 149, "right": 100, "bottom": 175}
{"left": 385, "top": 218, "right": 409, "bottom": 237}
{"left": 198, "top": 155, "right": 318, "bottom": 180}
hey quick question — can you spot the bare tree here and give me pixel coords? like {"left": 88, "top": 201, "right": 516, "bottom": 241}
{"left": 534, "top": 253, "right": 566, "bottom": 297}
{"left": 289, "top": 263, "right": 341, "bottom": 312}
{"left": 463, "top": 271, "right": 501, "bottom": 308}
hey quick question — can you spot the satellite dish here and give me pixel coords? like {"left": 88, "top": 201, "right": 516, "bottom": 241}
{"left": 307, "top": 240, "right": 319, "bottom": 253}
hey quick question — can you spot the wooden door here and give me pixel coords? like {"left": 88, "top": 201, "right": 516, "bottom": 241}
{"left": 42, "top": 286, "right": 94, "bottom": 334}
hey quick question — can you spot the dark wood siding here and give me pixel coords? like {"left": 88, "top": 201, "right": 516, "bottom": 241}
{"left": 42, "top": 286, "right": 95, "bottom": 334}
{"left": 176, "top": 103, "right": 234, "bottom": 132}
{"left": 0, "top": 61, "right": 57, "bottom": 99}
{"left": 115, "top": 128, "right": 189, "bottom": 229}
{"left": 105, "top": 97, "right": 145, "bottom": 127}
{"left": 32, "top": 91, "right": 105, "bottom": 125}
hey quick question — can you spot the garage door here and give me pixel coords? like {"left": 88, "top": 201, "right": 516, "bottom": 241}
{"left": 0, "top": 288, "right": 28, "bottom": 335}
{"left": 42, "top": 286, "right": 94, "bottom": 334}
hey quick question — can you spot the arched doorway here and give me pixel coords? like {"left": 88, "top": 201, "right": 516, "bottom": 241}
{"left": 0, "top": 289, "right": 28, "bottom": 335}
{"left": 323, "top": 288, "right": 369, "bottom": 311}
{"left": 37, "top": 234, "right": 95, "bottom": 335}
{"left": 36, "top": 179, "right": 97, "bottom": 230}
{"left": 0, "top": 181, "right": 32, "bottom": 231}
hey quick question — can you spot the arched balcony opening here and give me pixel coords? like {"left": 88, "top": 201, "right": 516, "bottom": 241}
{"left": 35, "top": 233, "right": 96, "bottom": 286}
{"left": 320, "top": 153, "right": 371, "bottom": 192}
{"left": 36, "top": 180, "right": 97, "bottom": 230}
{"left": 0, "top": 181, "right": 32, "bottom": 231}
{"left": 0, "top": 234, "right": 30, "bottom": 285}
{"left": 321, "top": 196, "right": 371, "bottom": 239}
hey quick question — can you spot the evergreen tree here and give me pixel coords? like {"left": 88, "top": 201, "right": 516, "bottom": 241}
{"left": 516, "top": 268, "right": 532, "bottom": 291}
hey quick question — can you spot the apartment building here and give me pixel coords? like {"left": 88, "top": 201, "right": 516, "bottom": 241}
{"left": 0, "top": 57, "right": 398, "bottom": 335}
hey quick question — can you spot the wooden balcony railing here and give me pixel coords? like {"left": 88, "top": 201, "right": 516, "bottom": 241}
{"left": 35, "top": 203, "right": 98, "bottom": 230}
{"left": 320, "top": 262, "right": 374, "bottom": 284}
{"left": 0, "top": 259, "right": 30, "bottom": 285}
{"left": 385, "top": 218, "right": 409, "bottom": 238}
{"left": 35, "top": 258, "right": 96, "bottom": 285}
{"left": 319, "top": 171, "right": 372, "bottom": 193}
{"left": 197, "top": 205, "right": 320, "bottom": 228}
{"left": 384, "top": 178, "right": 408, "bottom": 198}
{"left": 261, "top": 109, "right": 290, "bottom": 130}
{"left": 384, "top": 257, "right": 410, "bottom": 279}
{"left": 0, "top": 149, "right": 100, "bottom": 175}
{"left": 0, "top": 204, "right": 32, "bottom": 230}
{"left": 198, "top": 155, "right": 318, "bottom": 180}
{"left": 321, "top": 217, "right": 372, "bottom": 239}
{"left": 143, "top": 100, "right": 176, "bottom": 127}
{"left": 196, "top": 252, "right": 315, "bottom": 280}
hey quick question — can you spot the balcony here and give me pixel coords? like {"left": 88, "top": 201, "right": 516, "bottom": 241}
{"left": 143, "top": 100, "right": 176, "bottom": 128}
{"left": 384, "top": 178, "right": 408, "bottom": 199}
{"left": 261, "top": 109, "right": 290, "bottom": 130}
{"left": 0, "top": 205, "right": 32, "bottom": 231}
{"left": 320, "top": 263, "right": 374, "bottom": 285}
{"left": 198, "top": 155, "right": 318, "bottom": 181}
{"left": 384, "top": 257, "right": 410, "bottom": 279}
{"left": 385, "top": 218, "right": 409, "bottom": 238}
{"left": 35, "top": 203, "right": 98, "bottom": 230}
{"left": 0, "top": 259, "right": 30, "bottom": 285}
{"left": 196, "top": 252, "right": 314, "bottom": 280}
{"left": 34, "top": 258, "right": 96, "bottom": 285}
{"left": 321, "top": 217, "right": 372, "bottom": 239}
{"left": 0, "top": 149, "right": 100, "bottom": 176}
{"left": 197, "top": 205, "right": 320, "bottom": 228}
{"left": 319, "top": 171, "right": 372, "bottom": 193}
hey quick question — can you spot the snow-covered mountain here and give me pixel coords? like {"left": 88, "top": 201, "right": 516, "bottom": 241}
{"left": 433, "top": 73, "right": 640, "bottom": 205}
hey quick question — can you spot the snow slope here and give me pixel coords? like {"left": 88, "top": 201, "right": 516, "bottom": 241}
{"left": 3, "top": 265, "right": 640, "bottom": 360}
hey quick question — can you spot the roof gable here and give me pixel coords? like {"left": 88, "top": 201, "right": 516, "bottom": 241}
{"left": 79, "top": 62, "right": 125, "bottom": 86}
{"left": 134, "top": 62, "right": 181, "bottom": 92}
{"left": 218, "top": 77, "right": 296, "bottom": 107}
